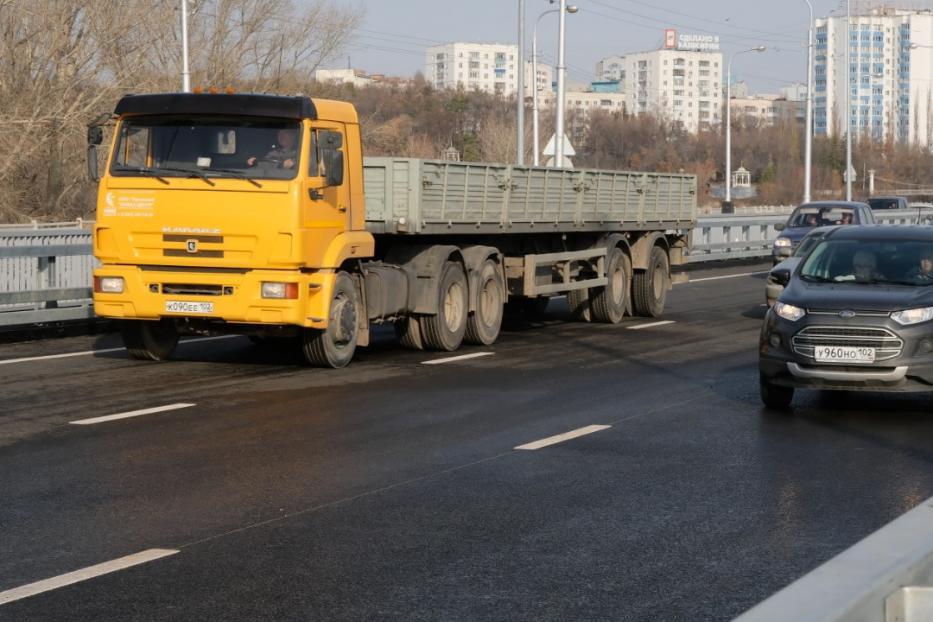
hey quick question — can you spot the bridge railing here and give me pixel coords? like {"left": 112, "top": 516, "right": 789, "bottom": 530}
{"left": 3, "top": 210, "right": 933, "bottom": 328}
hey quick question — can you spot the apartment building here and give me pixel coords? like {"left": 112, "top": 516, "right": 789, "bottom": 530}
{"left": 425, "top": 42, "right": 552, "bottom": 98}
{"left": 814, "top": 7, "right": 933, "bottom": 145}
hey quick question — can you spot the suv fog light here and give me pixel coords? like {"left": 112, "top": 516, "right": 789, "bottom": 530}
{"left": 261, "top": 282, "right": 298, "bottom": 299}
{"left": 769, "top": 334, "right": 781, "bottom": 348}
{"left": 94, "top": 276, "right": 125, "bottom": 293}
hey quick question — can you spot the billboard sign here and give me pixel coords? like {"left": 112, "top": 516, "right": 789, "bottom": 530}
{"left": 677, "top": 33, "right": 721, "bottom": 52}
{"left": 664, "top": 29, "right": 677, "bottom": 49}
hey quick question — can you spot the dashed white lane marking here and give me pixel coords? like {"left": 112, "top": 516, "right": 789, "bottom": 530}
{"left": 422, "top": 352, "right": 494, "bottom": 365}
{"left": 0, "top": 335, "right": 240, "bottom": 366}
{"left": 0, "top": 549, "right": 178, "bottom": 606}
{"left": 515, "top": 424, "right": 612, "bottom": 450}
{"left": 679, "top": 270, "right": 768, "bottom": 284}
{"left": 69, "top": 403, "right": 196, "bottom": 426}
{"left": 627, "top": 320, "right": 676, "bottom": 330}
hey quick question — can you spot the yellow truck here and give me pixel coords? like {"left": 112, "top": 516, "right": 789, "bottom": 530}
{"left": 88, "top": 92, "right": 696, "bottom": 367}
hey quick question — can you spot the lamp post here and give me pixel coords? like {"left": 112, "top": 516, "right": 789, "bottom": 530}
{"left": 517, "top": 0, "right": 525, "bottom": 165}
{"left": 181, "top": 0, "right": 191, "bottom": 92}
{"left": 804, "top": 0, "right": 814, "bottom": 204}
{"left": 532, "top": 3, "right": 578, "bottom": 166}
{"left": 554, "top": 0, "right": 569, "bottom": 167}
{"left": 726, "top": 46, "right": 766, "bottom": 206}
{"left": 845, "top": 0, "right": 852, "bottom": 201}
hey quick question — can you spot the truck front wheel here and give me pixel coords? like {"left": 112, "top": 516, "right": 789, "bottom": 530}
{"left": 465, "top": 259, "right": 504, "bottom": 345}
{"left": 421, "top": 261, "right": 468, "bottom": 351}
{"left": 302, "top": 271, "right": 360, "bottom": 368}
{"left": 121, "top": 319, "right": 179, "bottom": 361}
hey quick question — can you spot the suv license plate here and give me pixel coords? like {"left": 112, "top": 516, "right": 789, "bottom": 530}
{"left": 814, "top": 346, "right": 875, "bottom": 363}
{"left": 165, "top": 301, "right": 214, "bottom": 314}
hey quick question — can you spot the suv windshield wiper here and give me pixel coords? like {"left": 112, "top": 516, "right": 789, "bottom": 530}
{"left": 111, "top": 165, "right": 169, "bottom": 184}
{"left": 800, "top": 273, "right": 833, "bottom": 283}
{"left": 202, "top": 168, "right": 263, "bottom": 188}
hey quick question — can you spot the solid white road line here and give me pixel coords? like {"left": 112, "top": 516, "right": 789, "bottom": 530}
{"left": 627, "top": 320, "right": 676, "bottom": 330}
{"left": 0, "top": 335, "right": 240, "bottom": 366}
{"left": 69, "top": 403, "right": 196, "bottom": 426}
{"left": 679, "top": 270, "right": 768, "bottom": 284}
{"left": 422, "top": 352, "right": 494, "bottom": 365}
{"left": 0, "top": 549, "right": 178, "bottom": 606}
{"left": 515, "top": 424, "right": 611, "bottom": 450}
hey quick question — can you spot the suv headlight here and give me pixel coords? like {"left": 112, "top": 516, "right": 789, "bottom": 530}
{"left": 773, "top": 237, "right": 792, "bottom": 248}
{"left": 891, "top": 307, "right": 933, "bottom": 326}
{"left": 773, "top": 301, "right": 806, "bottom": 322}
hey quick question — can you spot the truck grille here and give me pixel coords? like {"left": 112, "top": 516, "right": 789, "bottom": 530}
{"left": 161, "top": 283, "right": 225, "bottom": 296}
{"left": 792, "top": 326, "right": 903, "bottom": 361}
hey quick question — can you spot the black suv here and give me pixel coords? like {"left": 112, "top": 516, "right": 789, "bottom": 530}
{"left": 760, "top": 225, "right": 933, "bottom": 408}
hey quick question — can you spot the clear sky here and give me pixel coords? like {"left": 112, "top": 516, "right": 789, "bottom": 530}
{"left": 328, "top": 0, "right": 843, "bottom": 93}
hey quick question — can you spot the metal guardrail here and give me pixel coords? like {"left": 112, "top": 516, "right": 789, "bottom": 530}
{"left": 0, "top": 222, "right": 96, "bottom": 327}
{"left": 3, "top": 210, "right": 933, "bottom": 328}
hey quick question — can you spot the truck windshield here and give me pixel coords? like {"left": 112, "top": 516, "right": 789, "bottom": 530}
{"left": 799, "top": 239, "right": 933, "bottom": 285}
{"left": 110, "top": 115, "right": 301, "bottom": 181}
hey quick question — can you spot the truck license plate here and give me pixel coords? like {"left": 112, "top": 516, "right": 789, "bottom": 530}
{"left": 814, "top": 346, "right": 875, "bottom": 363}
{"left": 165, "top": 301, "right": 214, "bottom": 314}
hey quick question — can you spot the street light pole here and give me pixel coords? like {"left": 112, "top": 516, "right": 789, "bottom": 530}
{"left": 726, "top": 47, "right": 766, "bottom": 206}
{"left": 533, "top": 5, "right": 577, "bottom": 166}
{"left": 846, "top": 0, "right": 852, "bottom": 201}
{"left": 181, "top": 0, "right": 191, "bottom": 93}
{"left": 517, "top": 0, "right": 525, "bottom": 165}
{"left": 804, "top": 0, "right": 814, "bottom": 203}
{"left": 554, "top": 0, "right": 568, "bottom": 167}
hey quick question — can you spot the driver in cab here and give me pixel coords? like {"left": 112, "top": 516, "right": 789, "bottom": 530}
{"left": 247, "top": 129, "right": 298, "bottom": 169}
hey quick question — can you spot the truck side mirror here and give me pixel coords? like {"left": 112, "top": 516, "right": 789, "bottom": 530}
{"left": 87, "top": 146, "right": 99, "bottom": 182}
{"left": 324, "top": 149, "right": 344, "bottom": 187}
{"left": 88, "top": 126, "right": 103, "bottom": 146}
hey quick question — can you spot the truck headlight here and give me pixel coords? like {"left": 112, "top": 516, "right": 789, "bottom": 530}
{"left": 774, "top": 301, "right": 805, "bottom": 322}
{"left": 261, "top": 282, "right": 298, "bottom": 299}
{"left": 94, "top": 276, "right": 124, "bottom": 293}
{"left": 773, "top": 237, "right": 792, "bottom": 248}
{"left": 891, "top": 307, "right": 933, "bottom": 326}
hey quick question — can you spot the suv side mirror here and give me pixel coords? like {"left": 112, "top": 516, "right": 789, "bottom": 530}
{"left": 774, "top": 222, "right": 786, "bottom": 232}
{"left": 771, "top": 268, "right": 791, "bottom": 286}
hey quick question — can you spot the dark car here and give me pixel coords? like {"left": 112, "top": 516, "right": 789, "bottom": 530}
{"left": 772, "top": 201, "right": 874, "bottom": 265}
{"left": 766, "top": 226, "right": 838, "bottom": 306}
{"left": 868, "top": 196, "right": 909, "bottom": 211}
{"left": 760, "top": 225, "right": 933, "bottom": 408}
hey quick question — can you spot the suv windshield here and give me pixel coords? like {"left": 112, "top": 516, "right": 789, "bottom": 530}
{"left": 110, "top": 115, "right": 301, "bottom": 181}
{"left": 793, "top": 232, "right": 827, "bottom": 257}
{"left": 799, "top": 239, "right": 933, "bottom": 285}
{"left": 788, "top": 206, "right": 855, "bottom": 228}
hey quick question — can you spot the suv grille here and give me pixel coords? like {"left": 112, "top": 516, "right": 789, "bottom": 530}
{"left": 792, "top": 325, "right": 903, "bottom": 361}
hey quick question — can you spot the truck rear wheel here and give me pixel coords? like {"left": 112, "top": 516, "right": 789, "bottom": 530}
{"left": 465, "top": 259, "right": 504, "bottom": 345}
{"left": 592, "top": 246, "right": 631, "bottom": 323}
{"left": 302, "top": 271, "right": 359, "bottom": 368}
{"left": 121, "top": 319, "right": 179, "bottom": 361}
{"left": 567, "top": 288, "right": 592, "bottom": 322}
{"left": 421, "top": 261, "right": 468, "bottom": 351}
{"left": 633, "top": 245, "right": 669, "bottom": 317}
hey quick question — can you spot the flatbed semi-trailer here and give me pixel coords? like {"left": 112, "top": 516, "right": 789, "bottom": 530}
{"left": 89, "top": 93, "right": 696, "bottom": 367}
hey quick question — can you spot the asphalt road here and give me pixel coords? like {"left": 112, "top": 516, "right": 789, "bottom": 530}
{"left": 3, "top": 262, "right": 933, "bottom": 621}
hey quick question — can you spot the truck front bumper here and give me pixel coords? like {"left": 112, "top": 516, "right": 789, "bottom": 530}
{"left": 93, "top": 265, "right": 335, "bottom": 329}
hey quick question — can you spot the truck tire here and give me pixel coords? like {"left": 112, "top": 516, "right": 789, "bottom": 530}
{"left": 395, "top": 316, "right": 425, "bottom": 350}
{"left": 633, "top": 245, "right": 669, "bottom": 317}
{"left": 465, "top": 258, "right": 504, "bottom": 345}
{"left": 121, "top": 319, "right": 179, "bottom": 361}
{"left": 591, "top": 246, "right": 631, "bottom": 324}
{"left": 302, "top": 271, "right": 359, "bottom": 368}
{"left": 567, "top": 288, "right": 592, "bottom": 322}
{"left": 760, "top": 375, "right": 794, "bottom": 409}
{"left": 421, "top": 261, "right": 468, "bottom": 351}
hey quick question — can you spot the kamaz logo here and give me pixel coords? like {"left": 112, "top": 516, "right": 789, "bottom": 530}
{"left": 186, "top": 239, "right": 198, "bottom": 254}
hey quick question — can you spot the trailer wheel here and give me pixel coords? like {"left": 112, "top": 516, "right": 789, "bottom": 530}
{"left": 421, "top": 261, "right": 468, "bottom": 351}
{"left": 121, "top": 319, "right": 179, "bottom": 361}
{"left": 633, "top": 245, "right": 669, "bottom": 317}
{"left": 395, "top": 316, "right": 425, "bottom": 350}
{"left": 567, "top": 288, "right": 592, "bottom": 322}
{"left": 302, "top": 271, "right": 359, "bottom": 368}
{"left": 465, "top": 258, "right": 504, "bottom": 345}
{"left": 592, "top": 246, "right": 631, "bottom": 324}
